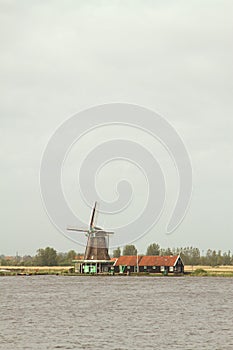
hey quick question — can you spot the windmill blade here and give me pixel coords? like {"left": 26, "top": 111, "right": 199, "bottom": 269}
{"left": 67, "top": 227, "right": 89, "bottom": 233}
{"left": 89, "top": 201, "right": 97, "bottom": 230}
{"left": 93, "top": 226, "right": 103, "bottom": 231}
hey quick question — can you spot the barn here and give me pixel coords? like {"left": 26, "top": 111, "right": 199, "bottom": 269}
{"left": 113, "top": 254, "right": 184, "bottom": 274}
{"left": 138, "top": 255, "right": 184, "bottom": 274}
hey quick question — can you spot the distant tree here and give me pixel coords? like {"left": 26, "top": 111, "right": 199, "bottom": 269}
{"left": 67, "top": 250, "right": 76, "bottom": 263}
{"left": 222, "top": 251, "right": 231, "bottom": 265}
{"left": 56, "top": 250, "right": 76, "bottom": 266}
{"left": 21, "top": 255, "right": 34, "bottom": 266}
{"left": 160, "top": 247, "right": 173, "bottom": 256}
{"left": 178, "top": 247, "right": 200, "bottom": 265}
{"left": 35, "top": 247, "right": 58, "bottom": 266}
{"left": 211, "top": 250, "right": 218, "bottom": 267}
{"left": 172, "top": 247, "right": 180, "bottom": 255}
{"left": 146, "top": 243, "right": 160, "bottom": 256}
{"left": 0, "top": 257, "right": 8, "bottom": 266}
{"left": 205, "top": 249, "right": 213, "bottom": 266}
{"left": 113, "top": 247, "right": 121, "bottom": 258}
{"left": 123, "top": 245, "right": 137, "bottom": 256}
{"left": 191, "top": 248, "right": 201, "bottom": 265}
{"left": 57, "top": 252, "right": 66, "bottom": 266}
{"left": 216, "top": 250, "right": 222, "bottom": 266}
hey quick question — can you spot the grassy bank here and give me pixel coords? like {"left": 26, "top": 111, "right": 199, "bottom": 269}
{"left": 0, "top": 266, "right": 73, "bottom": 276}
{"left": 186, "top": 265, "right": 233, "bottom": 277}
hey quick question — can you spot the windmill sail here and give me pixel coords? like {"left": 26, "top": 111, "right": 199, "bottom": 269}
{"left": 89, "top": 201, "right": 97, "bottom": 230}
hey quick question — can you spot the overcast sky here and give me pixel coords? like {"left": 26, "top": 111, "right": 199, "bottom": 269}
{"left": 1, "top": 0, "right": 233, "bottom": 256}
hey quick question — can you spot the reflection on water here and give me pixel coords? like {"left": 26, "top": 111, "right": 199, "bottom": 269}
{"left": 1, "top": 276, "right": 233, "bottom": 349}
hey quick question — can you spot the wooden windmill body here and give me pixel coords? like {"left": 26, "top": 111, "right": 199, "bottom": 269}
{"left": 67, "top": 202, "right": 113, "bottom": 261}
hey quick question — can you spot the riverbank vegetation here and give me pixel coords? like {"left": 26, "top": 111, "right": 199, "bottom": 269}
{"left": 1, "top": 244, "right": 233, "bottom": 267}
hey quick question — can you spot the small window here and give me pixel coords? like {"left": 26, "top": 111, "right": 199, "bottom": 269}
{"left": 144, "top": 266, "right": 147, "bottom": 269}
{"left": 152, "top": 266, "right": 156, "bottom": 269}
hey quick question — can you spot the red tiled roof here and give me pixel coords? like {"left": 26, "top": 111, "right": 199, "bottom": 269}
{"left": 5, "top": 256, "right": 14, "bottom": 261}
{"left": 139, "top": 255, "right": 178, "bottom": 267}
{"left": 75, "top": 255, "right": 84, "bottom": 260}
{"left": 115, "top": 255, "right": 142, "bottom": 266}
{"left": 110, "top": 258, "right": 118, "bottom": 262}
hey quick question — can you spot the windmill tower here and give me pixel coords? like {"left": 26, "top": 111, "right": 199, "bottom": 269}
{"left": 67, "top": 202, "right": 114, "bottom": 261}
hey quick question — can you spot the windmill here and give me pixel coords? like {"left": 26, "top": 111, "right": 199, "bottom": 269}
{"left": 67, "top": 202, "right": 114, "bottom": 261}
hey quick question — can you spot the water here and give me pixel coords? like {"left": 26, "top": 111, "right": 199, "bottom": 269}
{"left": 0, "top": 276, "right": 233, "bottom": 349}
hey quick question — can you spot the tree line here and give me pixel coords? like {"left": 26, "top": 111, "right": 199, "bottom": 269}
{"left": 0, "top": 244, "right": 232, "bottom": 266}
{"left": 0, "top": 248, "right": 79, "bottom": 267}
{"left": 113, "top": 243, "right": 233, "bottom": 266}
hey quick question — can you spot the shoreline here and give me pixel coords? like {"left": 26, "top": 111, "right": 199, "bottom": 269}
{"left": 1, "top": 265, "right": 233, "bottom": 277}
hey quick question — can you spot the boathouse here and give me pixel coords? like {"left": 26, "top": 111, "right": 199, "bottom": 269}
{"left": 138, "top": 255, "right": 184, "bottom": 274}
{"left": 113, "top": 254, "right": 184, "bottom": 274}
